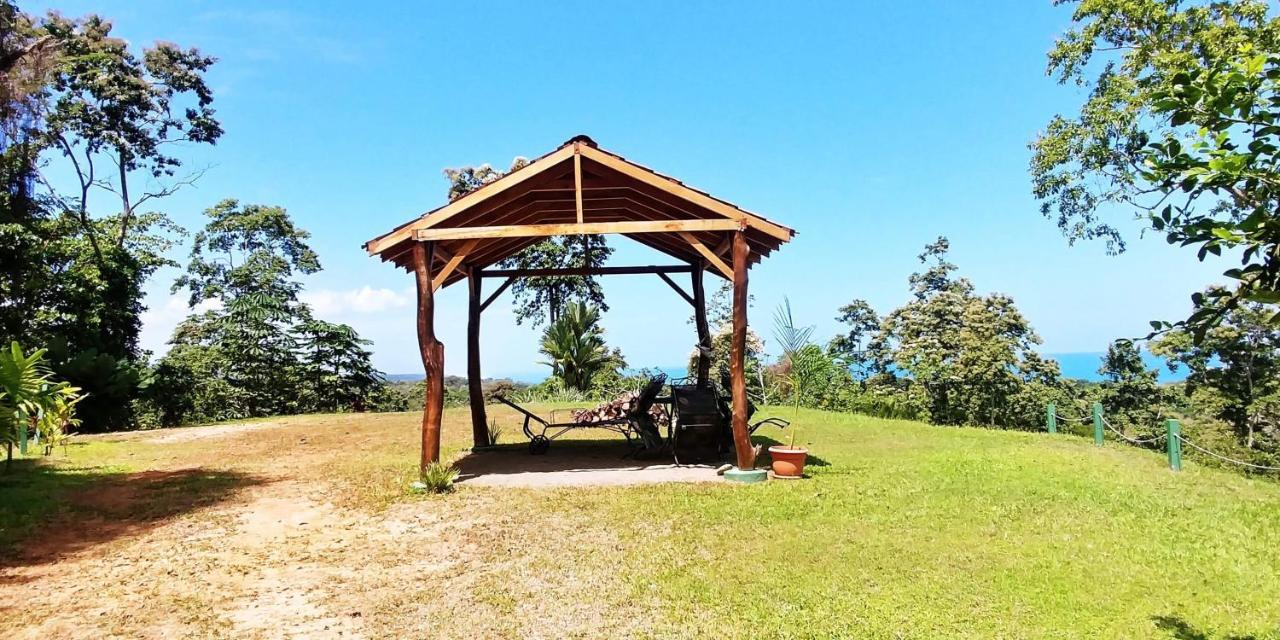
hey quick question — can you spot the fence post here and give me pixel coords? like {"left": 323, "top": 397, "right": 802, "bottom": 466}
{"left": 1046, "top": 403, "right": 1057, "bottom": 434}
{"left": 1166, "top": 419, "right": 1182, "bottom": 472}
{"left": 1092, "top": 402, "right": 1104, "bottom": 446}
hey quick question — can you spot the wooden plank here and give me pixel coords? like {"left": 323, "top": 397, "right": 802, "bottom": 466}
{"left": 415, "top": 218, "right": 741, "bottom": 241}
{"left": 467, "top": 271, "right": 488, "bottom": 448}
{"left": 729, "top": 230, "right": 753, "bottom": 470}
{"left": 479, "top": 276, "right": 515, "bottom": 312}
{"left": 679, "top": 231, "right": 734, "bottom": 279}
{"left": 574, "top": 146, "right": 584, "bottom": 224}
{"left": 579, "top": 145, "right": 795, "bottom": 242}
{"left": 692, "top": 264, "right": 711, "bottom": 388}
{"left": 413, "top": 242, "right": 444, "bottom": 469}
{"left": 365, "top": 144, "right": 576, "bottom": 255}
{"left": 430, "top": 238, "right": 479, "bottom": 291}
{"left": 656, "top": 271, "right": 695, "bottom": 307}
{"left": 480, "top": 264, "right": 693, "bottom": 278}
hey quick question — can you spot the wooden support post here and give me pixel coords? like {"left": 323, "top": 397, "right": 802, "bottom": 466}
{"left": 413, "top": 242, "right": 444, "bottom": 470}
{"left": 1092, "top": 402, "right": 1104, "bottom": 446}
{"left": 729, "top": 231, "right": 754, "bottom": 469}
{"left": 467, "top": 270, "right": 489, "bottom": 448}
{"left": 1166, "top": 419, "right": 1182, "bottom": 472}
{"left": 692, "top": 262, "right": 711, "bottom": 388}
{"left": 1046, "top": 404, "right": 1057, "bottom": 434}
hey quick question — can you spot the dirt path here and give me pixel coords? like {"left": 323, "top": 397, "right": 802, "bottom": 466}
{"left": 0, "top": 414, "right": 659, "bottom": 639}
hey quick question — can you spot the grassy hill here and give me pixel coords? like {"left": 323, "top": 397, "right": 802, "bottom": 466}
{"left": 2, "top": 406, "right": 1279, "bottom": 639}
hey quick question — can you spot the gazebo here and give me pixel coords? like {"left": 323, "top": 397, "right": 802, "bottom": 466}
{"left": 363, "top": 136, "right": 795, "bottom": 474}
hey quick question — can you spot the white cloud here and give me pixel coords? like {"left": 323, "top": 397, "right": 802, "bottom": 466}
{"left": 301, "top": 286, "right": 413, "bottom": 317}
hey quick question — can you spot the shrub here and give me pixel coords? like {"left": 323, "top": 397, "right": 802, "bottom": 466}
{"left": 415, "top": 462, "right": 459, "bottom": 494}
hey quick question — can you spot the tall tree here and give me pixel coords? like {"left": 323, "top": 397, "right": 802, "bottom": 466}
{"left": 1097, "top": 340, "right": 1165, "bottom": 433}
{"left": 1032, "top": 0, "right": 1280, "bottom": 338}
{"left": 296, "top": 319, "right": 385, "bottom": 413}
{"left": 1151, "top": 290, "right": 1280, "bottom": 449}
{"left": 170, "top": 200, "right": 320, "bottom": 417}
{"left": 0, "top": 6, "right": 220, "bottom": 430}
{"left": 443, "top": 158, "right": 614, "bottom": 326}
{"left": 877, "top": 238, "right": 1053, "bottom": 426}
{"left": 828, "top": 298, "right": 881, "bottom": 381}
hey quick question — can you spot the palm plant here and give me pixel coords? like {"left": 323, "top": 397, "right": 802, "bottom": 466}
{"left": 0, "top": 342, "right": 84, "bottom": 469}
{"left": 772, "top": 298, "right": 815, "bottom": 419}
{"left": 538, "top": 302, "right": 612, "bottom": 392}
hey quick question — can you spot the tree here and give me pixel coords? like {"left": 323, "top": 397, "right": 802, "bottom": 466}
{"left": 1, "top": 6, "right": 220, "bottom": 430}
{"left": 444, "top": 158, "right": 614, "bottom": 326}
{"left": 828, "top": 298, "right": 881, "bottom": 381}
{"left": 538, "top": 302, "right": 612, "bottom": 392}
{"left": 772, "top": 297, "right": 814, "bottom": 416}
{"left": 1151, "top": 291, "right": 1280, "bottom": 449}
{"left": 1032, "top": 0, "right": 1280, "bottom": 338}
{"left": 1097, "top": 340, "right": 1165, "bottom": 434}
{"left": 876, "top": 238, "right": 1056, "bottom": 427}
{"left": 169, "top": 200, "right": 320, "bottom": 418}
{"left": 296, "top": 319, "right": 385, "bottom": 413}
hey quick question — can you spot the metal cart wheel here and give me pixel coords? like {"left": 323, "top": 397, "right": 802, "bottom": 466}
{"left": 529, "top": 434, "right": 550, "bottom": 455}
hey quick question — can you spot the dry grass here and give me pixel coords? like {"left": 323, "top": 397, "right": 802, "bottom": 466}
{"left": 2, "top": 405, "right": 1279, "bottom": 639}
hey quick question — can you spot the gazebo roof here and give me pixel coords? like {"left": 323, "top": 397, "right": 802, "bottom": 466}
{"left": 364, "top": 135, "right": 795, "bottom": 289}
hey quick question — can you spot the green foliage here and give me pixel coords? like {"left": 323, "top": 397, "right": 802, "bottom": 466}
{"left": 828, "top": 298, "right": 881, "bottom": 380}
{"left": 1033, "top": 0, "right": 1280, "bottom": 337}
{"left": 145, "top": 203, "right": 386, "bottom": 426}
{"left": 0, "top": 5, "right": 219, "bottom": 431}
{"left": 444, "top": 158, "right": 613, "bottom": 327}
{"left": 416, "top": 461, "right": 459, "bottom": 494}
{"left": 1152, "top": 293, "right": 1280, "bottom": 460}
{"left": 1097, "top": 340, "right": 1166, "bottom": 436}
{"left": 0, "top": 341, "right": 83, "bottom": 467}
{"left": 537, "top": 302, "right": 612, "bottom": 392}
{"left": 875, "top": 238, "right": 1059, "bottom": 428}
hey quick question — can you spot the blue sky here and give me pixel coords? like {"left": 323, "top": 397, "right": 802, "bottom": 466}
{"left": 30, "top": 1, "right": 1225, "bottom": 378}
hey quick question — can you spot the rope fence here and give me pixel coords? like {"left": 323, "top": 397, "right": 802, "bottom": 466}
{"left": 1045, "top": 402, "right": 1278, "bottom": 474}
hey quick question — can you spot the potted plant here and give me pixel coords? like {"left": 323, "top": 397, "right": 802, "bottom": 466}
{"left": 769, "top": 299, "right": 811, "bottom": 478}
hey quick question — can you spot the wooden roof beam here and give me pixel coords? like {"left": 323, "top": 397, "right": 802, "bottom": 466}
{"left": 414, "top": 219, "right": 743, "bottom": 242}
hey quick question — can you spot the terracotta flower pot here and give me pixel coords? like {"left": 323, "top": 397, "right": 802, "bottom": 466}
{"left": 768, "top": 445, "right": 809, "bottom": 478}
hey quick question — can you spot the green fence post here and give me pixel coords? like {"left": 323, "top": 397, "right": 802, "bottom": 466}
{"left": 18, "top": 423, "right": 27, "bottom": 455}
{"left": 1166, "top": 419, "right": 1182, "bottom": 472}
{"left": 1046, "top": 403, "right": 1057, "bottom": 434}
{"left": 1092, "top": 402, "right": 1104, "bottom": 446}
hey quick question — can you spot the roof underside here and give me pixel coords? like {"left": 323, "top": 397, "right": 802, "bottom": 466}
{"left": 364, "top": 136, "right": 796, "bottom": 289}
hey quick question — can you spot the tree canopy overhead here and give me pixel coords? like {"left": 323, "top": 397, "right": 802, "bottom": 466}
{"left": 1033, "top": 0, "right": 1280, "bottom": 338}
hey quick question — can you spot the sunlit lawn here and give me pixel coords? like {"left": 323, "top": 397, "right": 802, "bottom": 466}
{"left": 3, "top": 405, "right": 1280, "bottom": 638}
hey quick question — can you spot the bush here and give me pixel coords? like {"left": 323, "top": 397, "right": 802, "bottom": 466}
{"left": 415, "top": 462, "right": 459, "bottom": 494}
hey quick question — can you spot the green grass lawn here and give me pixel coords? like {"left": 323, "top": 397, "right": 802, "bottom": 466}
{"left": 4, "top": 407, "right": 1280, "bottom": 639}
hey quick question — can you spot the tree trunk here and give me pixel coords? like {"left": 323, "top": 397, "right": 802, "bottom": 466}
{"left": 467, "top": 270, "right": 489, "bottom": 448}
{"left": 730, "top": 230, "right": 754, "bottom": 470}
{"left": 413, "top": 242, "right": 444, "bottom": 470}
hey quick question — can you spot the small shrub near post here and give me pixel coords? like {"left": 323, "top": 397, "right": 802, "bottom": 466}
{"left": 1046, "top": 404, "right": 1057, "bottom": 434}
{"left": 1166, "top": 419, "right": 1182, "bottom": 472}
{"left": 1092, "top": 402, "right": 1104, "bottom": 446}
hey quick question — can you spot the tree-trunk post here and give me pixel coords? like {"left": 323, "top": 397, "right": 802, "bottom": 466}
{"left": 691, "top": 261, "right": 711, "bottom": 388}
{"left": 467, "top": 269, "right": 489, "bottom": 448}
{"left": 1092, "top": 402, "right": 1104, "bottom": 446}
{"left": 413, "top": 241, "right": 444, "bottom": 470}
{"left": 1046, "top": 403, "right": 1057, "bottom": 434}
{"left": 1166, "top": 419, "right": 1182, "bottom": 472}
{"left": 729, "top": 229, "right": 754, "bottom": 470}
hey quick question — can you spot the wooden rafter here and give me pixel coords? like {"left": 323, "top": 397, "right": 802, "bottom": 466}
{"left": 430, "top": 238, "right": 479, "bottom": 291}
{"left": 679, "top": 231, "right": 734, "bottom": 279}
{"left": 415, "top": 219, "right": 741, "bottom": 241}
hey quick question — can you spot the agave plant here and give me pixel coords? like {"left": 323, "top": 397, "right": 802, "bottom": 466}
{"left": 0, "top": 342, "right": 84, "bottom": 469}
{"left": 538, "top": 302, "right": 612, "bottom": 392}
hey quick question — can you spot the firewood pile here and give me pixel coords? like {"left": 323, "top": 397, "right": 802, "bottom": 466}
{"left": 572, "top": 391, "right": 671, "bottom": 428}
